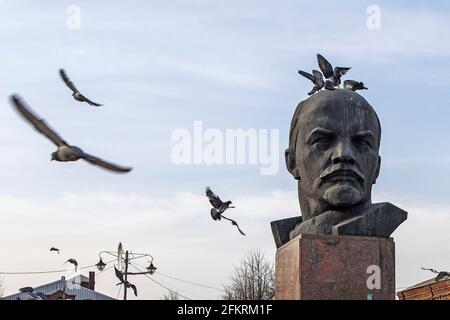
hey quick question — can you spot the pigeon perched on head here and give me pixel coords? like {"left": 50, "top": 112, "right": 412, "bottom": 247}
{"left": 317, "top": 53, "right": 351, "bottom": 87}
{"left": 298, "top": 69, "right": 324, "bottom": 95}
{"left": 205, "top": 186, "right": 245, "bottom": 236}
{"left": 344, "top": 80, "right": 368, "bottom": 91}
{"left": 50, "top": 247, "right": 60, "bottom": 254}
{"left": 10, "top": 95, "right": 132, "bottom": 174}
{"left": 65, "top": 258, "right": 78, "bottom": 272}
{"left": 114, "top": 266, "right": 138, "bottom": 297}
{"left": 421, "top": 267, "right": 450, "bottom": 281}
{"left": 59, "top": 69, "right": 103, "bottom": 107}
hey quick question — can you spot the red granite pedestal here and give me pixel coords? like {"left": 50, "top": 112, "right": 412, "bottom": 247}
{"left": 275, "top": 234, "right": 395, "bottom": 300}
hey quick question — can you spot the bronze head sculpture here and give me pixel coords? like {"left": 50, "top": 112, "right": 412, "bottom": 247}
{"left": 271, "top": 89, "right": 407, "bottom": 248}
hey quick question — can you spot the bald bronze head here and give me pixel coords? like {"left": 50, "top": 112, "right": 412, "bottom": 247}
{"left": 285, "top": 89, "right": 381, "bottom": 222}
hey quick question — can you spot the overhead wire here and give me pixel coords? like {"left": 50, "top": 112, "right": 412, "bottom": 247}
{"left": 0, "top": 259, "right": 116, "bottom": 275}
{"left": 132, "top": 260, "right": 223, "bottom": 292}
{"left": 129, "top": 262, "right": 191, "bottom": 300}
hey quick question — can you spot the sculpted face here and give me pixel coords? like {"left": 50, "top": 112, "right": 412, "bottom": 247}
{"left": 286, "top": 90, "right": 381, "bottom": 221}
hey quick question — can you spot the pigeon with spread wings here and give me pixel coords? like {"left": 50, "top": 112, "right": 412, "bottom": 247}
{"left": 114, "top": 266, "right": 138, "bottom": 297}
{"left": 50, "top": 247, "right": 60, "bottom": 254}
{"left": 10, "top": 95, "right": 132, "bottom": 174}
{"left": 298, "top": 69, "right": 325, "bottom": 95}
{"left": 317, "top": 53, "right": 351, "bottom": 87}
{"left": 59, "top": 69, "right": 103, "bottom": 107}
{"left": 205, "top": 186, "right": 245, "bottom": 236}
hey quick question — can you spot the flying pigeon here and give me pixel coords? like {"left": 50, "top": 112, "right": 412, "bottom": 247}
{"left": 421, "top": 267, "right": 450, "bottom": 281}
{"left": 65, "top": 258, "right": 78, "bottom": 272}
{"left": 344, "top": 80, "right": 368, "bottom": 91}
{"left": 317, "top": 53, "right": 351, "bottom": 87}
{"left": 205, "top": 186, "right": 245, "bottom": 236}
{"left": 114, "top": 266, "right": 138, "bottom": 296}
{"left": 298, "top": 69, "right": 324, "bottom": 95}
{"left": 50, "top": 247, "right": 60, "bottom": 254}
{"left": 205, "top": 186, "right": 235, "bottom": 218}
{"left": 59, "top": 69, "right": 103, "bottom": 107}
{"left": 10, "top": 95, "right": 132, "bottom": 174}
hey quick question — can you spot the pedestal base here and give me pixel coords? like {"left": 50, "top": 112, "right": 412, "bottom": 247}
{"left": 275, "top": 234, "right": 395, "bottom": 300}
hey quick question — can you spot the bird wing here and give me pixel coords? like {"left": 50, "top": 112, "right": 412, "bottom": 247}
{"left": 312, "top": 70, "right": 324, "bottom": 87}
{"left": 421, "top": 267, "right": 439, "bottom": 273}
{"left": 79, "top": 94, "right": 102, "bottom": 107}
{"left": 316, "top": 54, "right": 334, "bottom": 78}
{"left": 205, "top": 186, "right": 223, "bottom": 209}
{"left": 59, "top": 69, "right": 80, "bottom": 93}
{"left": 114, "top": 266, "right": 125, "bottom": 283}
{"left": 334, "top": 67, "right": 351, "bottom": 76}
{"left": 297, "top": 70, "right": 315, "bottom": 82}
{"left": 130, "top": 283, "right": 138, "bottom": 296}
{"left": 82, "top": 153, "right": 132, "bottom": 174}
{"left": 222, "top": 215, "right": 246, "bottom": 236}
{"left": 10, "top": 95, "right": 69, "bottom": 147}
{"left": 210, "top": 208, "right": 221, "bottom": 221}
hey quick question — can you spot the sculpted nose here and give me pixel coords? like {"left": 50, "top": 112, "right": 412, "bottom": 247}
{"left": 331, "top": 141, "right": 356, "bottom": 165}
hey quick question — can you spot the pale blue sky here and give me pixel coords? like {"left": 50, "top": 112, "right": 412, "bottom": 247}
{"left": 0, "top": 1, "right": 449, "bottom": 299}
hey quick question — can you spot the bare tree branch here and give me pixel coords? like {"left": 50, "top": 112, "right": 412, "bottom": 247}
{"left": 223, "top": 249, "right": 275, "bottom": 300}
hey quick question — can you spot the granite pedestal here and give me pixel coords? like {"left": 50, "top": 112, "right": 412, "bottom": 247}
{"left": 275, "top": 234, "right": 395, "bottom": 300}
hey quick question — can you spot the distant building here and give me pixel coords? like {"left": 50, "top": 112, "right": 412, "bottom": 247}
{"left": 2, "top": 272, "right": 115, "bottom": 300}
{"left": 397, "top": 276, "right": 450, "bottom": 300}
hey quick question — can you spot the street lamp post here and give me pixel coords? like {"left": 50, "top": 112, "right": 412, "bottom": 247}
{"left": 96, "top": 243, "right": 157, "bottom": 300}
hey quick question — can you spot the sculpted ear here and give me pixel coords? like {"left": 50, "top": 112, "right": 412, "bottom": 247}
{"left": 285, "top": 148, "right": 300, "bottom": 180}
{"left": 373, "top": 155, "right": 381, "bottom": 184}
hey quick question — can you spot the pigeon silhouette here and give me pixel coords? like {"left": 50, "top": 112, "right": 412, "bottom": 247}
{"left": 59, "top": 69, "right": 103, "bottom": 107}
{"left": 65, "top": 258, "right": 78, "bottom": 272}
{"left": 114, "top": 266, "right": 137, "bottom": 297}
{"left": 298, "top": 69, "right": 324, "bottom": 95}
{"left": 205, "top": 186, "right": 245, "bottom": 236}
{"left": 11, "top": 95, "right": 132, "bottom": 174}
{"left": 50, "top": 247, "right": 60, "bottom": 254}
{"left": 206, "top": 186, "right": 235, "bottom": 218}
{"left": 421, "top": 267, "right": 450, "bottom": 282}
{"left": 317, "top": 53, "right": 351, "bottom": 87}
{"left": 344, "top": 80, "right": 367, "bottom": 91}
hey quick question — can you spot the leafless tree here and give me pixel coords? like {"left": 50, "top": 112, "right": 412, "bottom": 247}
{"left": 223, "top": 249, "right": 275, "bottom": 300}
{"left": 161, "top": 290, "right": 180, "bottom": 300}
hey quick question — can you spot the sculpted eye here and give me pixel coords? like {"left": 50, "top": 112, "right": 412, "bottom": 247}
{"left": 355, "top": 138, "right": 372, "bottom": 148}
{"left": 314, "top": 137, "right": 330, "bottom": 144}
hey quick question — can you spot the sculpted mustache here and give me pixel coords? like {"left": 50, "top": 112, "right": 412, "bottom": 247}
{"left": 319, "top": 167, "right": 366, "bottom": 184}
